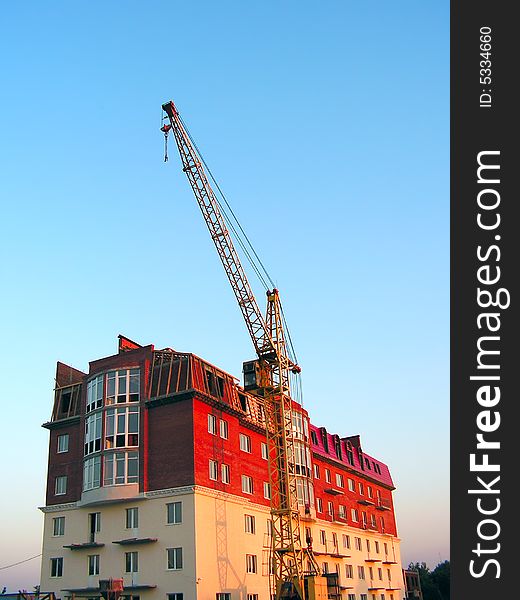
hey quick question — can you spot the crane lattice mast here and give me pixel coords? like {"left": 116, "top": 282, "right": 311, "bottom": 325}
{"left": 161, "top": 100, "right": 319, "bottom": 600}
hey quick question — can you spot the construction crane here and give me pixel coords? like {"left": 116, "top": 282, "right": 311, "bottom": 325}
{"left": 161, "top": 101, "right": 326, "bottom": 600}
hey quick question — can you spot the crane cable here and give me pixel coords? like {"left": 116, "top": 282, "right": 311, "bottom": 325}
{"left": 179, "top": 114, "right": 276, "bottom": 291}
{"left": 176, "top": 111, "right": 303, "bottom": 376}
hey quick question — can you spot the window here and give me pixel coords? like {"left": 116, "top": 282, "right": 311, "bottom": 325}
{"left": 209, "top": 459, "right": 219, "bottom": 481}
{"left": 208, "top": 414, "right": 217, "bottom": 434}
{"left": 87, "top": 375, "right": 104, "bottom": 412}
{"left": 384, "top": 543, "right": 388, "bottom": 556}
{"left": 261, "top": 442, "right": 268, "bottom": 460}
{"left": 316, "top": 498, "right": 323, "bottom": 513}
{"left": 319, "top": 530, "right": 326, "bottom": 545}
{"left": 359, "top": 482, "right": 364, "bottom": 495}
{"left": 351, "top": 508, "right": 359, "bottom": 522}
{"left": 367, "top": 485, "right": 373, "bottom": 498}
{"left": 52, "top": 517, "right": 65, "bottom": 536}
{"left": 221, "top": 463, "right": 230, "bottom": 484}
{"left": 348, "top": 478, "right": 355, "bottom": 492}
{"left": 125, "top": 551, "right": 138, "bottom": 573}
{"left": 322, "top": 562, "right": 329, "bottom": 574}
{"left": 332, "top": 532, "right": 338, "bottom": 549}
{"left": 107, "top": 369, "right": 140, "bottom": 404}
{"left": 266, "top": 519, "right": 273, "bottom": 536}
{"left": 83, "top": 455, "right": 101, "bottom": 491}
{"left": 378, "top": 568, "right": 383, "bottom": 580}
{"left": 88, "top": 513, "right": 101, "bottom": 541}
{"left": 105, "top": 406, "right": 139, "bottom": 449}
{"left": 358, "top": 565, "right": 365, "bottom": 580}
{"left": 85, "top": 412, "right": 102, "bottom": 454}
{"left": 313, "top": 464, "right": 320, "bottom": 478}
{"left": 55, "top": 476, "right": 67, "bottom": 495}
{"left": 126, "top": 507, "right": 139, "bottom": 529}
{"left": 219, "top": 419, "right": 228, "bottom": 439}
{"left": 338, "top": 505, "right": 346, "bottom": 519}
{"left": 50, "top": 557, "right": 63, "bottom": 578}
{"left": 311, "top": 430, "right": 318, "bottom": 445}
{"left": 245, "top": 514, "right": 256, "bottom": 534}
{"left": 355, "top": 537, "right": 362, "bottom": 551}
{"left": 167, "top": 595, "right": 184, "bottom": 600}
{"left": 361, "top": 596, "right": 368, "bottom": 600}
{"left": 247, "top": 595, "right": 258, "bottom": 600}
{"left": 375, "top": 541, "right": 380, "bottom": 553}
{"left": 336, "top": 473, "right": 344, "bottom": 488}
{"left": 88, "top": 554, "right": 100, "bottom": 576}
{"left": 345, "top": 564, "right": 353, "bottom": 578}
{"left": 216, "top": 595, "right": 231, "bottom": 600}
{"left": 104, "top": 451, "right": 138, "bottom": 485}
{"left": 387, "top": 568, "right": 391, "bottom": 581}
{"left": 366, "top": 539, "right": 371, "bottom": 553}
{"left": 362, "top": 512, "right": 368, "bottom": 527}
{"left": 369, "top": 566, "right": 374, "bottom": 580}
{"left": 167, "top": 548, "right": 183, "bottom": 570}
{"left": 246, "top": 554, "right": 257, "bottom": 574}
{"left": 327, "top": 501, "right": 334, "bottom": 518}
{"left": 242, "top": 475, "right": 253, "bottom": 494}
{"left": 167, "top": 501, "right": 182, "bottom": 524}
{"left": 57, "top": 434, "right": 69, "bottom": 453}
{"left": 371, "top": 514, "right": 377, "bottom": 528}
{"left": 348, "top": 595, "right": 356, "bottom": 600}
{"left": 263, "top": 481, "right": 271, "bottom": 499}
{"left": 240, "top": 433, "right": 251, "bottom": 453}
{"left": 343, "top": 534, "right": 351, "bottom": 549}
{"left": 325, "top": 469, "right": 331, "bottom": 483}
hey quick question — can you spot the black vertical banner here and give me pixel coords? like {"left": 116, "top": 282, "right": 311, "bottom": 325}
{"left": 452, "top": 1, "right": 517, "bottom": 599}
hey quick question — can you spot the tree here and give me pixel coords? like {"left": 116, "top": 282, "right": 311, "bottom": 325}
{"left": 408, "top": 560, "right": 450, "bottom": 600}
{"left": 431, "top": 560, "right": 450, "bottom": 600}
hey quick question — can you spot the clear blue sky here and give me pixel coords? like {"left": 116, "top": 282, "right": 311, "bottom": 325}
{"left": 0, "top": 0, "right": 449, "bottom": 590}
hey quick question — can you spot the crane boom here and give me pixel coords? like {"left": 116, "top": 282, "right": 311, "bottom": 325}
{"left": 161, "top": 100, "right": 320, "bottom": 600}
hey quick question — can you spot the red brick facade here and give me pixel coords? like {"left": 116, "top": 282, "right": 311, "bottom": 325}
{"left": 43, "top": 337, "right": 398, "bottom": 539}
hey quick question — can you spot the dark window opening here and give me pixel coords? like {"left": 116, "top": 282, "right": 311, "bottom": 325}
{"left": 238, "top": 393, "right": 248, "bottom": 412}
{"left": 60, "top": 391, "right": 71, "bottom": 414}
{"left": 217, "top": 376, "right": 225, "bottom": 397}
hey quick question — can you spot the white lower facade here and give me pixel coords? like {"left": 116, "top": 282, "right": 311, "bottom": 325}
{"left": 40, "top": 486, "right": 404, "bottom": 600}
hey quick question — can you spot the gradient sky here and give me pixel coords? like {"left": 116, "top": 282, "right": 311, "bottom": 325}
{"left": 0, "top": 1, "right": 448, "bottom": 590}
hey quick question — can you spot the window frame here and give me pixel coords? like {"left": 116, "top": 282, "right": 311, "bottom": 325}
{"left": 125, "top": 551, "right": 139, "bottom": 573}
{"left": 57, "top": 433, "right": 69, "bottom": 454}
{"left": 245, "top": 554, "right": 258, "bottom": 574}
{"left": 126, "top": 507, "right": 139, "bottom": 529}
{"left": 239, "top": 433, "right": 251, "bottom": 453}
{"left": 166, "top": 547, "right": 183, "bottom": 571}
{"left": 166, "top": 501, "right": 182, "bottom": 525}
{"left": 52, "top": 516, "right": 65, "bottom": 537}
{"left": 55, "top": 475, "right": 67, "bottom": 496}
{"left": 219, "top": 419, "right": 228, "bottom": 439}
{"left": 241, "top": 474, "right": 253, "bottom": 495}
{"left": 50, "top": 557, "right": 63, "bottom": 578}
{"left": 88, "top": 554, "right": 100, "bottom": 576}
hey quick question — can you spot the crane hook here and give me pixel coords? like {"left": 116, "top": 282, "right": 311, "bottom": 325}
{"left": 161, "top": 124, "right": 172, "bottom": 162}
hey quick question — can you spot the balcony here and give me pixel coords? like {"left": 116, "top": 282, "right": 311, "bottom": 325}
{"left": 324, "top": 487, "right": 343, "bottom": 496}
{"left": 357, "top": 498, "right": 375, "bottom": 506}
{"left": 63, "top": 542, "right": 105, "bottom": 550}
{"left": 112, "top": 537, "right": 158, "bottom": 546}
{"left": 376, "top": 498, "right": 392, "bottom": 511}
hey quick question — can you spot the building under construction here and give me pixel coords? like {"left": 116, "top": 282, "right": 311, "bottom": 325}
{"left": 40, "top": 101, "right": 405, "bottom": 600}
